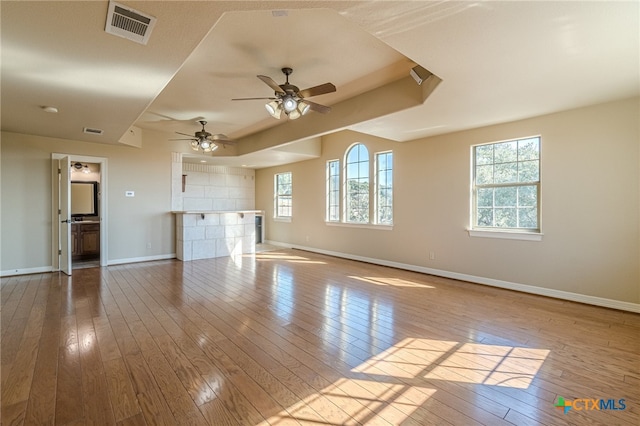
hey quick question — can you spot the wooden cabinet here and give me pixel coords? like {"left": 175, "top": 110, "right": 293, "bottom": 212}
{"left": 71, "top": 225, "right": 79, "bottom": 256}
{"left": 71, "top": 223, "right": 100, "bottom": 260}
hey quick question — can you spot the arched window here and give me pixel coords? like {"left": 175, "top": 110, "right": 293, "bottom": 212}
{"left": 345, "top": 143, "right": 369, "bottom": 223}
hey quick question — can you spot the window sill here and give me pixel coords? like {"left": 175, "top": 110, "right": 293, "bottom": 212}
{"left": 274, "top": 217, "right": 291, "bottom": 223}
{"left": 326, "top": 221, "right": 393, "bottom": 231}
{"left": 468, "top": 229, "right": 543, "bottom": 241}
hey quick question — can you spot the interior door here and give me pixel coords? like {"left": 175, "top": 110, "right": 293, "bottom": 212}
{"left": 60, "top": 156, "right": 72, "bottom": 275}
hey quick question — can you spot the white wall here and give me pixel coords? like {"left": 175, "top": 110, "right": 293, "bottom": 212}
{"left": 255, "top": 97, "right": 640, "bottom": 308}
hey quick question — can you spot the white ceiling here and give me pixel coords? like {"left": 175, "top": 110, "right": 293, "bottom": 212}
{"left": 2, "top": 1, "right": 638, "bottom": 168}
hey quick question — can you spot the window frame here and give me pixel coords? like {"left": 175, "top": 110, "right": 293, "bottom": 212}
{"left": 470, "top": 136, "right": 542, "bottom": 240}
{"left": 324, "top": 143, "right": 394, "bottom": 229}
{"left": 344, "top": 143, "right": 370, "bottom": 224}
{"left": 326, "top": 159, "right": 340, "bottom": 222}
{"left": 375, "top": 150, "right": 393, "bottom": 225}
{"left": 274, "top": 172, "right": 292, "bottom": 221}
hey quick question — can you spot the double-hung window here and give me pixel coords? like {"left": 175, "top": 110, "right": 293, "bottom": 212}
{"left": 275, "top": 172, "right": 292, "bottom": 219}
{"left": 326, "top": 160, "right": 340, "bottom": 222}
{"left": 375, "top": 151, "right": 393, "bottom": 225}
{"left": 472, "top": 136, "right": 540, "bottom": 233}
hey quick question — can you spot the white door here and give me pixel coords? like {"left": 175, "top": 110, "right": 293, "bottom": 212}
{"left": 59, "top": 156, "right": 72, "bottom": 275}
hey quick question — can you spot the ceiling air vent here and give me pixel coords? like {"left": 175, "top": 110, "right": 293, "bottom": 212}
{"left": 105, "top": 1, "right": 156, "bottom": 45}
{"left": 83, "top": 127, "right": 104, "bottom": 136}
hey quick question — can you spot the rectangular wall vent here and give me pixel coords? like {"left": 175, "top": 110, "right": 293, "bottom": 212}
{"left": 83, "top": 127, "right": 104, "bottom": 136}
{"left": 105, "top": 1, "right": 156, "bottom": 45}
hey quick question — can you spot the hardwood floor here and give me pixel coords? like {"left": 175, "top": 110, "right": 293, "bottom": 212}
{"left": 1, "top": 249, "right": 638, "bottom": 425}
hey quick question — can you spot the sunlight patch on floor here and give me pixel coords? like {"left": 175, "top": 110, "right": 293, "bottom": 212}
{"left": 350, "top": 275, "right": 436, "bottom": 288}
{"left": 252, "top": 252, "right": 327, "bottom": 264}
{"left": 425, "top": 344, "right": 549, "bottom": 388}
{"left": 354, "top": 338, "right": 549, "bottom": 389}
{"left": 260, "top": 377, "right": 436, "bottom": 425}
{"left": 259, "top": 336, "right": 549, "bottom": 424}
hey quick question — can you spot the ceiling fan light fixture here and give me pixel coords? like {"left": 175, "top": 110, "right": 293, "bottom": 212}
{"left": 234, "top": 68, "right": 335, "bottom": 120}
{"left": 288, "top": 108, "right": 301, "bottom": 120}
{"left": 298, "top": 101, "right": 311, "bottom": 116}
{"left": 265, "top": 100, "right": 277, "bottom": 115}
{"left": 265, "top": 100, "right": 282, "bottom": 119}
{"left": 172, "top": 120, "right": 232, "bottom": 154}
{"left": 282, "top": 96, "right": 297, "bottom": 113}
{"left": 199, "top": 139, "right": 211, "bottom": 151}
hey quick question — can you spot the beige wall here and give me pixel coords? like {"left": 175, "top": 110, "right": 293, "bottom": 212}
{"left": 256, "top": 97, "right": 640, "bottom": 305}
{"left": 0, "top": 128, "right": 189, "bottom": 272}
{"left": 1, "top": 98, "right": 638, "bottom": 306}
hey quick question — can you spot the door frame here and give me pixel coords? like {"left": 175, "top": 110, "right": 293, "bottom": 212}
{"left": 51, "top": 153, "right": 108, "bottom": 270}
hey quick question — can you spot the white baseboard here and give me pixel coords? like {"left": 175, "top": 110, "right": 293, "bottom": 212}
{"left": 108, "top": 253, "right": 176, "bottom": 266}
{"left": 0, "top": 266, "right": 54, "bottom": 277}
{"left": 265, "top": 240, "right": 640, "bottom": 314}
{"left": 0, "top": 254, "right": 177, "bottom": 277}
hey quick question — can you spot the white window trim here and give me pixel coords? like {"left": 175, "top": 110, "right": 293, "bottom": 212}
{"left": 374, "top": 150, "right": 394, "bottom": 226}
{"left": 326, "top": 159, "right": 340, "bottom": 223}
{"left": 326, "top": 221, "right": 393, "bottom": 231}
{"left": 344, "top": 143, "right": 370, "bottom": 225}
{"left": 328, "top": 144, "right": 394, "bottom": 227}
{"left": 467, "top": 228, "right": 543, "bottom": 241}
{"left": 274, "top": 172, "right": 292, "bottom": 219}
{"left": 471, "top": 135, "right": 542, "bottom": 234}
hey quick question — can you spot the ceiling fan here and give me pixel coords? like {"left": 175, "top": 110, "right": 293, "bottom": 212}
{"left": 232, "top": 67, "right": 336, "bottom": 120}
{"left": 170, "top": 120, "right": 234, "bottom": 153}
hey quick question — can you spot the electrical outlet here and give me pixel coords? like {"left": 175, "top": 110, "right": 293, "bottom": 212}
{"left": 429, "top": 251, "right": 436, "bottom": 260}
{"left": 146, "top": 242, "right": 152, "bottom": 249}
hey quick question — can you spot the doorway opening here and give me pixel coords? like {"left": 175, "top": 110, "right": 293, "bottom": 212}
{"left": 52, "top": 154, "right": 108, "bottom": 274}
{"left": 70, "top": 162, "right": 101, "bottom": 269}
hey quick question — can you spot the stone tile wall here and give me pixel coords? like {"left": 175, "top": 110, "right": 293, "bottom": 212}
{"left": 181, "top": 163, "right": 255, "bottom": 211}
{"left": 176, "top": 212, "right": 256, "bottom": 261}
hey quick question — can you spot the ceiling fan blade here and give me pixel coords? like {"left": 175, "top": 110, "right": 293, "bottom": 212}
{"left": 169, "top": 138, "right": 197, "bottom": 141}
{"left": 304, "top": 100, "right": 331, "bottom": 114}
{"left": 209, "top": 134, "right": 236, "bottom": 145}
{"left": 211, "top": 134, "right": 230, "bottom": 141}
{"left": 175, "top": 131, "right": 196, "bottom": 137}
{"left": 298, "top": 82, "right": 336, "bottom": 98}
{"left": 232, "top": 97, "right": 277, "bottom": 101}
{"left": 216, "top": 140, "right": 237, "bottom": 146}
{"left": 257, "top": 75, "right": 286, "bottom": 94}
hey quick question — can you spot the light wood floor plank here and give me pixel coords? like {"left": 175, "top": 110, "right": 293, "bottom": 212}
{"left": 23, "top": 275, "right": 62, "bottom": 424}
{"left": 75, "top": 299, "right": 117, "bottom": 425}
{"left": 1, "top": 277, "right": 49, "bottom": 407}
{"left": 55, "top": 316, "right": 85, "bottom": 425}
{"left": 103, "top": 357, "right": 142, "bottom": 422}
{"left": 125, "top": 351, "right": 177, "bottom": 426}
{"left": 1, "top": 249, "right": 638, "bottom": 425}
